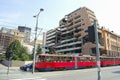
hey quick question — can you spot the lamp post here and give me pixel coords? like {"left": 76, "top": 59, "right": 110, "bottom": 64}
{"left": 94, "top": 20, "right": 101, "bottom": 80}
{"left": 32, "top": 8, "right": 44, "bottom": 74}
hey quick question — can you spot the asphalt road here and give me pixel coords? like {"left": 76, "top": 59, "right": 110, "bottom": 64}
{"left": 0, "top": 65, "right": 120, "bottom": 80}
{"left": 37, "top": 66, "right": 120, "bottom": 80}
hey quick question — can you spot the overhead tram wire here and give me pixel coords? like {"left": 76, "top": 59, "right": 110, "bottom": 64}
{"left": 0, "top": 25, "right": 16, "bottom": 29}
{"left": 0, "top": 20, "right": 20, "bottom": 25}
{"left": 0, "top": 21, "right": 32, "bottom": 28}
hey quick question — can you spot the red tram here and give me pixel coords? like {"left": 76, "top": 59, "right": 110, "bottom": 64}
{"left": 100, "top": 57, "right": 120, "bottom": 66}
{"left": 35, "top": 54, "right": 120, "bottom": 71}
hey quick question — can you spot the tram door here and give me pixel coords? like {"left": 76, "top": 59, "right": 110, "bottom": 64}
{"left": 74, "top": 56, "right": 78, "bottom": 69}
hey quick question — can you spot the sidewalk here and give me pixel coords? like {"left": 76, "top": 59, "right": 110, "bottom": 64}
{"left": 0, "top": 63, "right": 7, "bottom": 69}
{"left": 0, "top": 72, "right": 43, "bottom": 80}
{"left": 0, "top": 64, "right": 45, "bottom": 80}
{"left": 0, "top": 63, "right": 19, "bottom": 70}
{"left": 0, "top": 70, "right": 44, "bottom": 80}
{"left": 0, "top": 68, "right": 44, "bottom": 80}
{"left": 9, "top": 67, "right": 19, "bottom": 70}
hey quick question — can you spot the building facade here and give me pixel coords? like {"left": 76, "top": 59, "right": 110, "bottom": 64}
{"left": 101, "top": 27, "right": 120, "bottom": 57}
{"left": 45, "top": 7, "right": 104, "bottom": 55}
{"left": 12, "top": 29, "right": 24, "bottom": 44}
{"left": 18, "top": 26, "right": 31, "bottom": 43}
{"left": 0, "top": 27, "right": 26, "bottom": 53}
{"left": 45, "top": 7, "right": 120, "bottom": 57}
{"left": 0, "top": 33, "right": 13, "bottom": 53}
{"left": 46, "top": 29, "right": 57, "bottom": 47}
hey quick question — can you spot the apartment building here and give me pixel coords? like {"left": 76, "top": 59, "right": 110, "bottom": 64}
{"left": 101, "top": 27, "right": 120, "bottom": 57}
{"left": 46, "top": 28, "right": 58, "bottom": 47}
{"left": 0, "top": 27, "right": 26, "bottom": 53}
{"left": 45, "top": 7, "right": 120, "bottom": 57}
{"left": 0, "top": 27, "right": 14, "bottom": 53}
{"left": 58, "top": 7, "right": 96, "bottom": 55}
{"left": 0, "top": 33, "right": 13, "bottom": 52}
{"left": 45, "top": 7, "right": 104, "bottom": 55}
{"left": 12, "top": 29, "right": 24, "bottom": 44}
{"left": 18, "top": 26, "right": 31, "bottom": 43}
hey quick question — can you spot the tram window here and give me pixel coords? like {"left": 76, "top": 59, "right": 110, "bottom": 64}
{"left": 46, "top": 56, "right": 52, "bottom": 62}
{"left": 104, "top": 58, "right": 107, "bottom": 61}
{"left": 86, "top": 57, "right": 93, "bottom": 61}
{"left": 107, "top": 58, "right": 110, "bottom": 61}
{"left": 67, "top": 57, "right": 73, "bottom": 62}
{"left": 86, "top": 57, "right": 90, "bottom": 61}
{"left": 101, "top": 58, "right": 103, "bottom": 61}
{"left": 77, "top": 57, "right": 80, "bottom": 61}
{"left": 102, "top": 58, "right": 106, "bottom": 61}
{"left": 61, "top": 57, "right": 66, "bottom": 62}
{"left": 92, "top": 57, "right": 96, "bottom": 61}
{"left": 91, "top": 58, "right": 94, "bottom": 61}
{"left": 111, "top": 58, "right": 113, "bottom": 61}
{"left": 101, "top": 58, "right": 104, "bottom": 61}
{"left": 118, "top": 58, "right": 120, "bottom": 61}
{"left": 37, "top": 56, "right": 40, "bottom": 62}
{"left": 79, "top": 57, "right": 85, "bottom": 61}
{"left": 108, "top": 58, "right": 111, "bottom": 61}
{"left": 40, "top": 56, "right": 45, "bottom": 62}
{"left": 88, "top": 57, "right": 92, "bottom": 61}
{"left": 54, "top": 56, "right": 61, "bottom": 62}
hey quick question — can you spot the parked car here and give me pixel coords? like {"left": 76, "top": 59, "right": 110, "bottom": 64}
{"left": 20, "top": 63, "right": 33, "bottom": 71}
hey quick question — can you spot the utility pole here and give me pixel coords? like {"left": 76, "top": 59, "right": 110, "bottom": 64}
{"left": 94, "top": 20, "right": 102, "bottom": 80}
{"left": 32, "top": 8, "right": 44, "bottom": 74}
{"left": 7, "top": 50, "right": 13, "bottom": 75}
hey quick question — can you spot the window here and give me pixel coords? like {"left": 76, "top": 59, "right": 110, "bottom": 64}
{"left": 82, "top": 23, "right": 85, "bottom": 25}
{"left": 46, "top": 56, "right": 53, "bottom": 62}
{"left": 74, "top": 15, "right": 81, "bottom": 19}
{"left": 61, "top": 57, "right": 67, "bottom": 62}
{"left": 75, "top": 19, "right": 81, "bottom": 24}
{"left": 54, "top": 56, "right": 61, "bottom": 62}
{"left": 40, "top": 56, "right": 46, "bottom": 62}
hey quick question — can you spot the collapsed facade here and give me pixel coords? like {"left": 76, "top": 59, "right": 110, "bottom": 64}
{"left": 45, "top": 7, "right": 120, "bottom": 57}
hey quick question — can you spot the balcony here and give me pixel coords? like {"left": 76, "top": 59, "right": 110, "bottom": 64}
{"left": 47, "top": 43, "right": 55, "bottom": 47}
{"left": 57, "top": 47, "right": 81, "bottom": 52}
{"left": 61, "top": 38, "right": 76, "bottom": 43}
{"left": 61, "top": 29, "right": 74, "bottom": 35}
{"left": 46, "top": 35, "right": 56, "bottom": 40}
{"left": 46, "top": 40, "right": 55, "bottom": 44}
{"left": 72, "top": 22, "right": 81, "bottom": 28}
{"left": 60, "top": 27, "right": 67, "bottom": 31}
{"left": 46, "top": 32, "right": 56, "bottom": 37}
{"left": 74, "top": 32, "right": 81, "bottom": 37}
{"left": 56, "top": 41, "right": 82, "bottom": 48}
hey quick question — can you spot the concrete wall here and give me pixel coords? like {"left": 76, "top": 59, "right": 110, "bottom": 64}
{"left": 2, "top": 60, "right": 12, "bottom": 67}
{"left": 2, "top": 60, "right": 32, "bottom": 67}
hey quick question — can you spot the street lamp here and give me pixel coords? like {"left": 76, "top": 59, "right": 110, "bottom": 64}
{"left": 32, "top": 8, "right": 44, "bottom": 73}
{"left": 94, "top": 20, "right": 101, "bottom": 80}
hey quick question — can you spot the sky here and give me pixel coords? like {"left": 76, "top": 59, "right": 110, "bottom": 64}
{"left": 0, "top": 0, "right": 120, "bottom": 39}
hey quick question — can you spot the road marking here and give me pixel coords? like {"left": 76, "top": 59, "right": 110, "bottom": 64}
{"left": 10, "top": 77, "right": 46, "bottom": 80}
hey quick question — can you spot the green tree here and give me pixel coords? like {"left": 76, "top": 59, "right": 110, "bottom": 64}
{"left": 36, "top": 44, "right": 42, "bottom": 55}
{"left": 58, "top": 52, "right": 64, "bottom": 55}
{"left": 6, "top": 40, "right": 21, "bottom": 60}
{"left": 19, "top": 46, "right": 31, "bottom": 61}
{"left": 6, "top": 40, "right": 32, "bottom": 61}
{"left": 0, "top": 54, "right": 5, "bottom": 61}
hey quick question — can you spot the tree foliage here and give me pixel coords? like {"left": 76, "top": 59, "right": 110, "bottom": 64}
{"left": 48, "top": 46, "right": 56, "bottom": 54}
{"left": 6, "top": 40, "right": 32, "bottom": 61}
{"left": 0, "top": 54, "right": 5, "bottom": 61}
{"left": 36, "top": 44, "right": 42, "bottom": 55}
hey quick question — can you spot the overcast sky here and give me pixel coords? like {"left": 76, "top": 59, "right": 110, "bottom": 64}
{"left": 0, "top": 0, "right": 120, "bottom": 39}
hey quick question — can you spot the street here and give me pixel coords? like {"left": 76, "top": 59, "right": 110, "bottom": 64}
{"left": 0, "top": 64, "right": 120, "bottom": 80}
{"left": 36, "top": 66, "right": 120, "bottom": 80}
